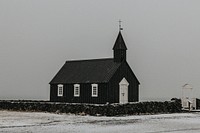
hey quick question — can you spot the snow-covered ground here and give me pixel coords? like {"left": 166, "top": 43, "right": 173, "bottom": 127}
{"left": 0, "top": 111, "right": 200, "bottom": 133}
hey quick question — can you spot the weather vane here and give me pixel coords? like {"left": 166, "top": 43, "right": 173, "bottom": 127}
{"left": 118, "top": 19, "right": 123, "bottom": 31}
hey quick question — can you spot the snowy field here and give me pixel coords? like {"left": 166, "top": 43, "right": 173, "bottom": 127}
{"left": 0, "top": 111, "right": 200, "bottom": 133}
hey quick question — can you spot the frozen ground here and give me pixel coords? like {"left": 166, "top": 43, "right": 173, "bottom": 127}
{"left": 0, "top": 111, "right": 200, "bottom": 133}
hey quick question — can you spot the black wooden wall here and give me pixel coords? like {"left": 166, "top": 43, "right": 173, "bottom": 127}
{"left": 114, "top": 49, "right": 126, "bottom": 62}
{"left": 50, "top": 83, "right": 108, "bottom": 104}
{"left": 50, "top": 61, "right": 139, "bottom": 104}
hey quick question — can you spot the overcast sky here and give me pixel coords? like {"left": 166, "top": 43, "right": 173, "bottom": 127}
{"left": 1, "top": 0, "right": 200, "bottom": 101}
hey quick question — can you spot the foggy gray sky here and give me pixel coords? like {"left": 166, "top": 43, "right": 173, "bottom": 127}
{"left": 1, "top": 0, "right": 200, "bottom": 101}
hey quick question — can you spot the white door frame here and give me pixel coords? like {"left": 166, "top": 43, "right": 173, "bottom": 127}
{"left": 119, "top": 78, "right": 129, "bottom": 104}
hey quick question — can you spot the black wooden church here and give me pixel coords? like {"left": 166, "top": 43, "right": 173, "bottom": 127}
{"left": 49, "top": 31, "right": 140, "bottom": 104}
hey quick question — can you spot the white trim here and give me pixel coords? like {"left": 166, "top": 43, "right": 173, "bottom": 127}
{"left": 119, "top": 78, "right": 129, "bottom": 104}
{"left": 57, "top": 84, "right": 63, "bottom": 97}
{"left": 119, "top": 78, "right": 129, "bottom": 86}
{"left": 74, "top": 84, "right": 80, "bottom": 97}
{"left": 92, "top": 84, "right": 98, "bottom": 97}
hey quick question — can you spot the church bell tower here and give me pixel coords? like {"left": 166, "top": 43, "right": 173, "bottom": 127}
{"left": 113, "top": 31, "right": 127, "bottom": 62}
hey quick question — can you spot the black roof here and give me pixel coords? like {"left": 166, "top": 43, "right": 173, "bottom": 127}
{"left": 113, "top": 31, "right": 127, "bottom": 50}
{"left": 50, "top": 58, "right": 121, "bottom": 84}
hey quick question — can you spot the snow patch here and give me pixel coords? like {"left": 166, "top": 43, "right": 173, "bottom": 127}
{"left": 0, "top": 111, "right": 200, "bottom": 133}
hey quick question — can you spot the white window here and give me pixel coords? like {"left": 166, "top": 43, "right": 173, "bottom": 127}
{"left": 74, "top": 84, "right": 80, "bottom": 97}
{"left": 92, "top": 84, "right": 98, "bottom": 97}
{"left": 57, "top": 84, "right": 63, "bottom": 97}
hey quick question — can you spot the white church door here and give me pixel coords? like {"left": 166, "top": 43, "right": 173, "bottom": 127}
{"left": 119, "top": 78, "right": 129, "bottom": 104}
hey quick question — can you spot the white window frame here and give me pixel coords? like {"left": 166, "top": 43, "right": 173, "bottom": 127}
{"left": 57, "top": 84, "right": 63, "bottom": 97}
{"left": 92, "top": 84, "right": 98, "bottom": 97}
{"left": 74, "top": 84, "right": 80, "bottom": 97}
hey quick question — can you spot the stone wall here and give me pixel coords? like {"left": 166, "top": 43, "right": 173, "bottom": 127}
{"left": 0, "top": 99, "right": 181, "bottom": 116}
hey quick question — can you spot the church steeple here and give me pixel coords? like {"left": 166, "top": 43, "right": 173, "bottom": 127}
{"left": 113, "top": 31, "right": 127, "bottom": 62}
